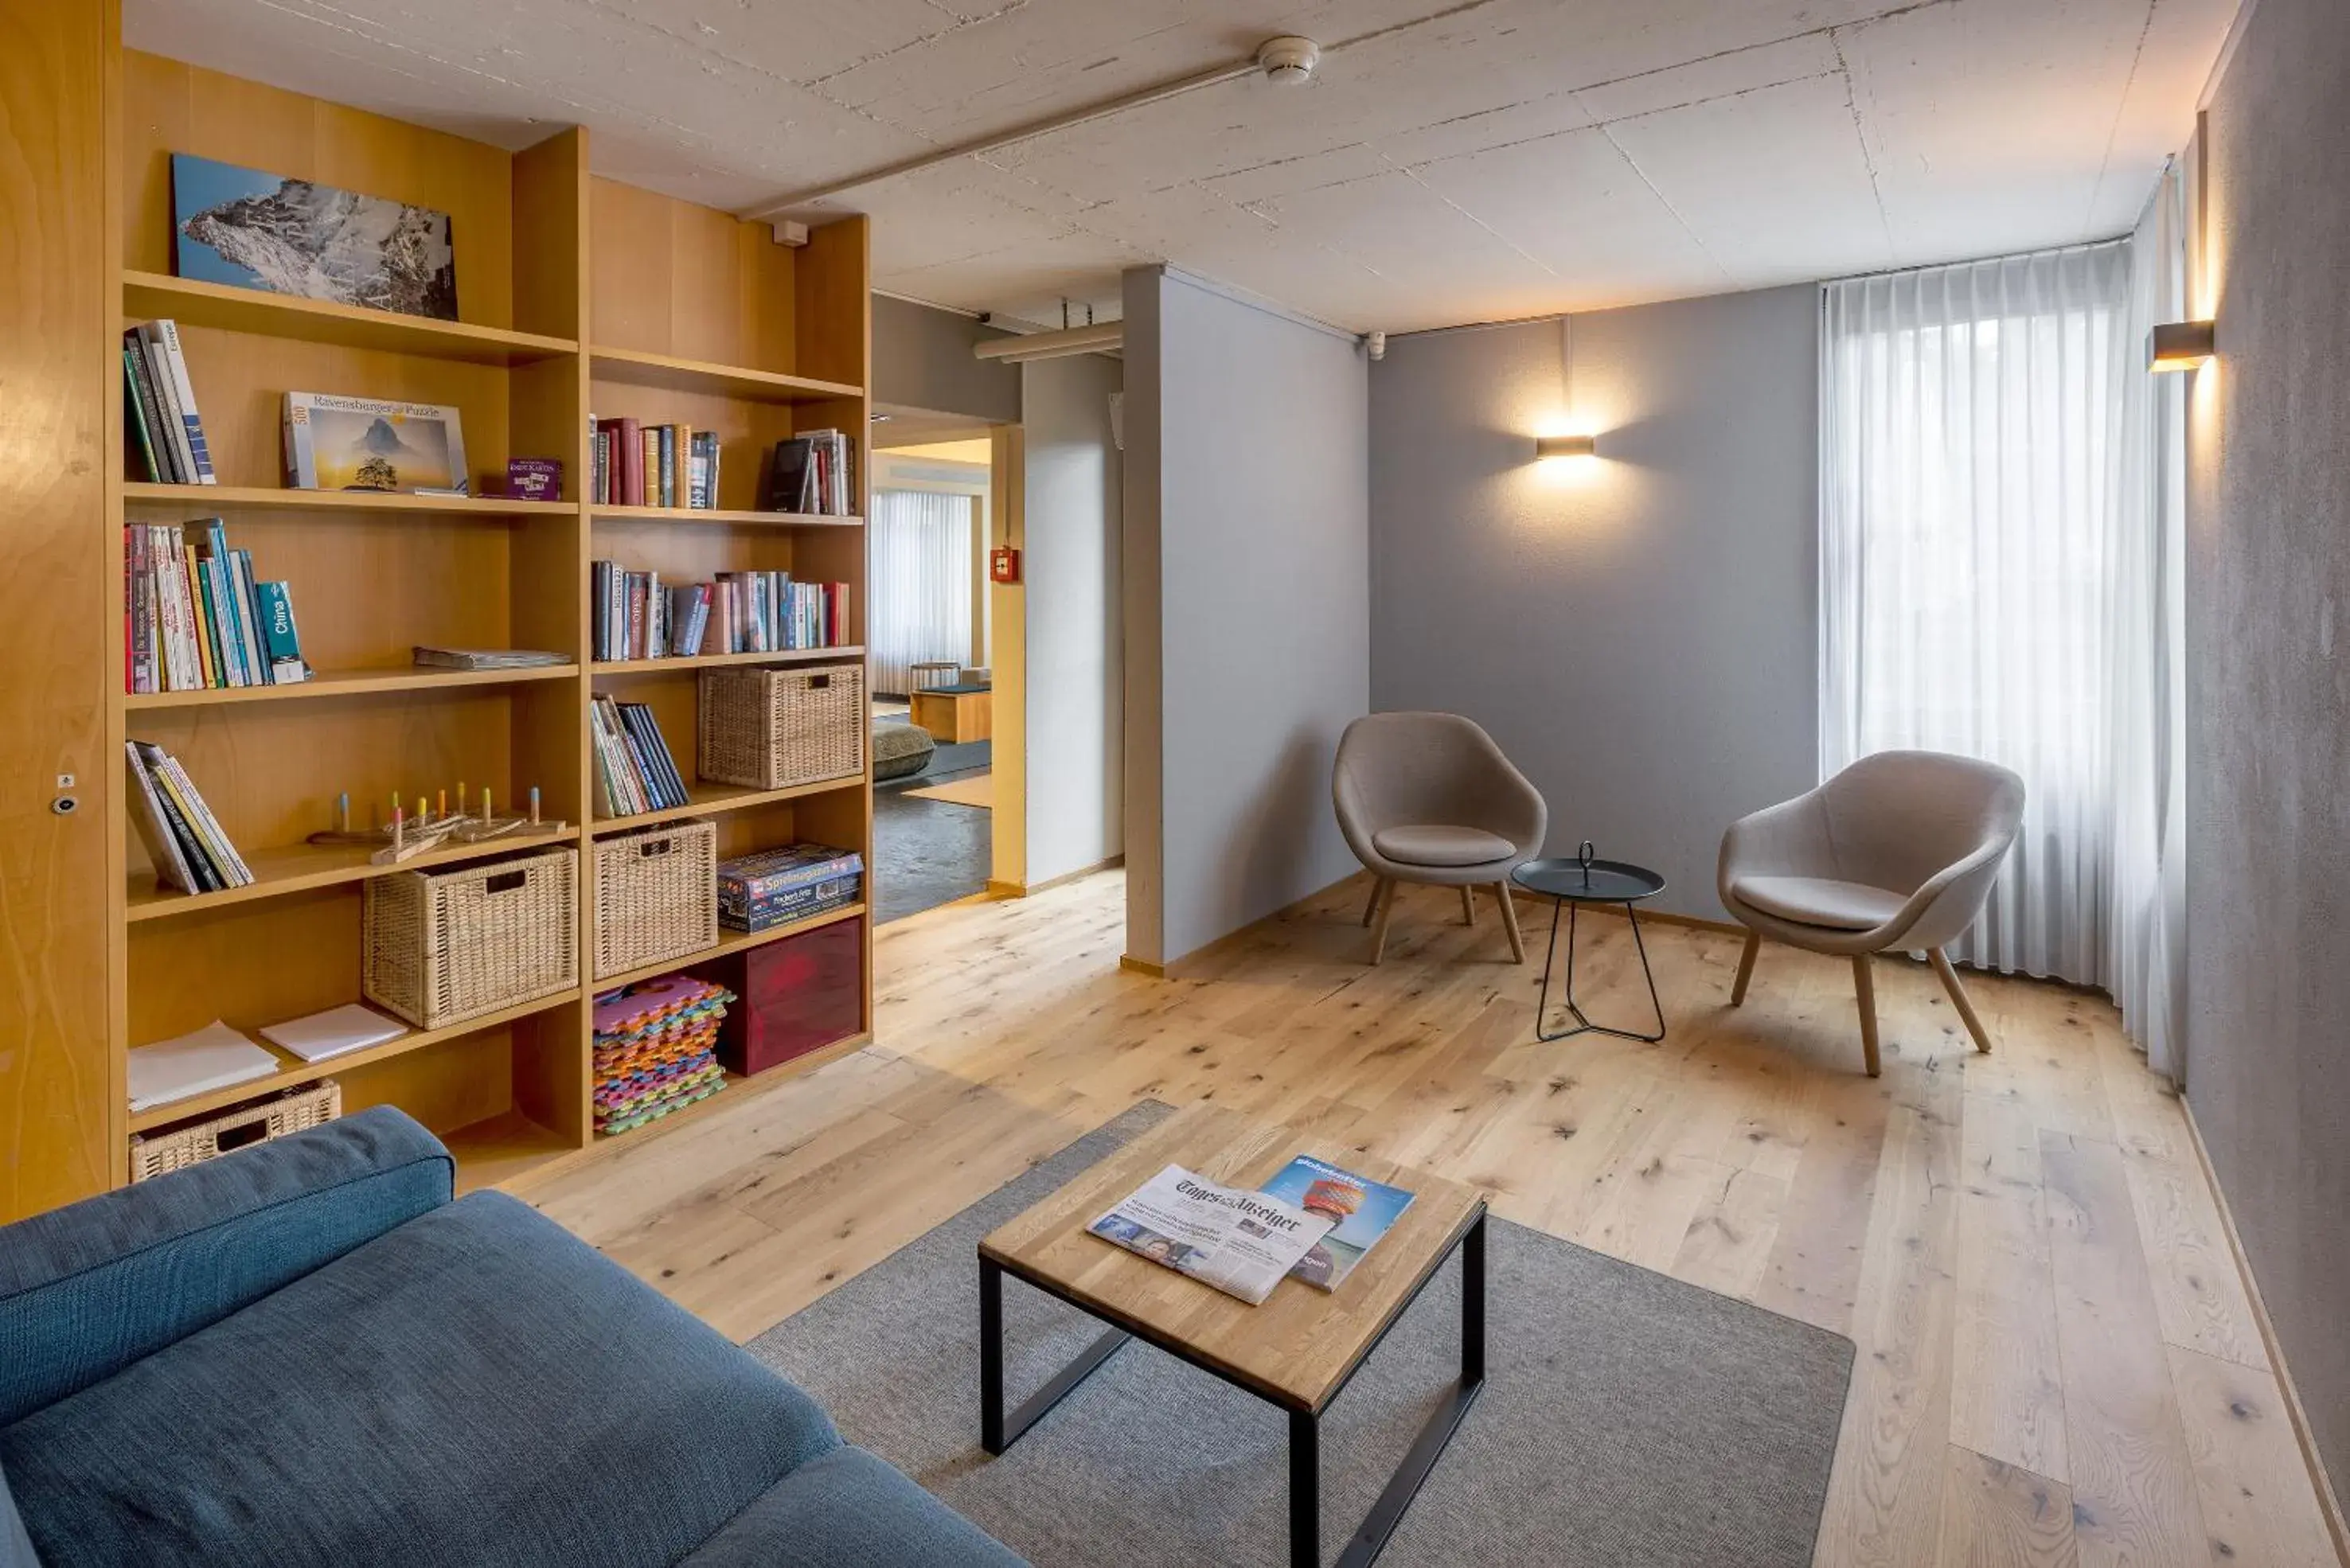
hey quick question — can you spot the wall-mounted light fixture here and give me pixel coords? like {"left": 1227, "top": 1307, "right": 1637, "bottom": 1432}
{"left": 1530, "top": 314, "right": 1602, "bottom": 462}
{"left": 1535, "top": 433, "right": 1597, "bottom": 458}
{"left": 2148, "top": 318, "right": 2215, "bottom": 372}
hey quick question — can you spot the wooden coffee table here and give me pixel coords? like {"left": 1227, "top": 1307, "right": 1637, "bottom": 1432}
{"left": 978, "top": 1105, "right": 1487, "bottom": 1568}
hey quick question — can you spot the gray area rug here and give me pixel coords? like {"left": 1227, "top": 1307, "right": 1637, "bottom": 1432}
{"left": 748, "top": 1102, "right": 1853, "bottom": 1566}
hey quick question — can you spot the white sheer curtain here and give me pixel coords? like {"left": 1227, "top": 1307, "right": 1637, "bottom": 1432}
{"left": 868, "top": 490, "right": 974, "bottom": 697}
{"left": 1821, "top": 241, "right": 2133, "bottom": 987}
{"left": 2109, "top": 166, "right": 2191, "bottom": 1076}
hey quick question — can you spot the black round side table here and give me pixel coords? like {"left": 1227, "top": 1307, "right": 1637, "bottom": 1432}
{"left": 1512, "top": 844, "right": 1669, "bottom": 1043}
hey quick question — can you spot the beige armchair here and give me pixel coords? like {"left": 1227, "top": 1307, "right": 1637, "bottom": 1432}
{"left": 1333, "top": 712, "right": 1548, "bottom": 965}
{"left": 1718, "top": 751, "right": 2024, "bottom": 1076}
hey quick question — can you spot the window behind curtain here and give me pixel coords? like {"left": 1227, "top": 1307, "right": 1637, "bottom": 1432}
{"left": 869, "top": 489, "right": 975, "bottom": 698}
{"left": 1819, "top": 242, "right": 2131, "bottom": 982}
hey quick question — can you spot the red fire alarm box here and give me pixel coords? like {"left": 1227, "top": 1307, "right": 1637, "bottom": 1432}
{"left": 990, "top": 546, "right": 1021, "bottom": 583}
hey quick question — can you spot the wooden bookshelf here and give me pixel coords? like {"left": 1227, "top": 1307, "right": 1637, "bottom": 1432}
{"left": 84, "top": 49, "right": 876, "bottom": 1202}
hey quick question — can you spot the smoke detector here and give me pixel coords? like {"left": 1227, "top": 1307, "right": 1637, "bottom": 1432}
{"left": 1257, "top": 36, "right": 1320, "bottom": 85}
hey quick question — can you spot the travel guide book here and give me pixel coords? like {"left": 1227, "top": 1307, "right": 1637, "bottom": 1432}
{"left": 1257, "top": 1155, "right": 1416, "bottom": 1292}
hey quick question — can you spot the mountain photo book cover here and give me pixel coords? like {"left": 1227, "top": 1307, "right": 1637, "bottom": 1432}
{"left": 283, "top": 392, "right": 468, "bottom": 494}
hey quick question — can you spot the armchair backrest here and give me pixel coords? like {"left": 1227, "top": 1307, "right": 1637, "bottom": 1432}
{"left": 1818, "top": 751, "right": 2026, "bottom": 899}
{"left": 1332, "top": 712, "right": 1545, "bottom": 853}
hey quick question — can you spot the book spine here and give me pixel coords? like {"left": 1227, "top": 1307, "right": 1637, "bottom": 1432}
{"left": 588, "top": 701, "right": 625, "bottom": 816}
{"left": 257, "top": 581, "right": 306, "bottom": 681}
{"left": 182, "top": 545, "right": 217, "bottom": 688}
{"left": 234, "top": 550, "right": 270, "bottom": 685}
{"left": 153, "top": 319, "right": 218, "bottom": 483}
{"left": 619, "top": 418, "right": 642, "bottom": 506}
{"left": 138, "top": 327, "right": 196, "bottom": 483}
{"left": 133, "top": 743, "right": 221, "bottom": 892}
{"left": 124, "top": 740, "right": 201, "bottom": 891}
{"left": 160, "top": 753, "right": 252, "bottom": 883}
{"left": 122, "top": 346, "right": 165, "bottom": 483}
{"left": 126, "top": 527, "right": 151, "bottom": 693}
{"left": 603, "top": 698, "right": 652, "bottom": 814}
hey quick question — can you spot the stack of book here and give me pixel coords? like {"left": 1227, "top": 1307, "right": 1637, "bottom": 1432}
{"left": 126, "top": 521, "right": 306, "bottom": 693}
{"left": 716, "top": 843, "right": 862, "bottom": 933}
{"left": 592, "top": 563, "right": 847, "bottom": 661}
{"left": 412, "top": 646, "right": 568, "bottom": 671}
{"left": 765, "top": 430, "right": 854, "bottom": 516}
{"left": 590, "top": 695, "right": 690, "bottom": 816}
{"left": 591, "top": 975, "right": 732, "bottom": 1135}
{"left": 122, "top": 319, "right": 217, "bottom": 486}
{"left": 127, "top": 739, "right": 253, "bottom": 893}
{"left": 589, "top": 418, "right": 720, "bottom": 509}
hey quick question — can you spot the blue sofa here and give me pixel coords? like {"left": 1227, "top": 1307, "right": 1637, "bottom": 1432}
{"left": 0, "top": 1107, "right": 1022, "bottom": 1567}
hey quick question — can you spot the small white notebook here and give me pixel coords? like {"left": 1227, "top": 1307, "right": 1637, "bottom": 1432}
{"left": 260, "top": 1003, "right": 409, "bottom": 1063}
{"left": 127, "top": 1021, "right": 278, "bottom": 1112}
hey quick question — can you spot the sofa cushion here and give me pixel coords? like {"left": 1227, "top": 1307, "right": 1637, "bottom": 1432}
{"left": 0, "top": 1105, "right": 451, "bottom": 1428}
{"left": 1372, "top": 824, "right": 1516, "bottom": 868}
{"left": 2, "top": 1192, "right": 837, "bottom": 1568}
{"left": 677, "top": 1445, "right": 1025, "bottom": 1568}
{"left": 1730, "top": 874, "right": 1907, "bottom": 931}
{"left": 0, "top": 1457, "right": 37, "bottom": 1568}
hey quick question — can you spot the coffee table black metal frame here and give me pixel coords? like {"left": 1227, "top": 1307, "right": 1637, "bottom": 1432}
{"left": 978, "top": 1202, "right": 1488, "bottom": 1568}
{"left": 1513, "top": 847, "right": 1669, "bottom": 1044}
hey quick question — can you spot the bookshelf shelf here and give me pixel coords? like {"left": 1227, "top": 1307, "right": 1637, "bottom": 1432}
{"left": 589, "top": 646, "right": 861, "bottom": 676}
{"left": 125, "top": 664, "right": 578, "bottom": 709}
{"left": 43, "top": 49, "right": 879, "bottom": 1223}
{"left": 590, "top": 774, "right": 864, "bottom": 835}
{"left": 125, "top": 829, "right": 588, "bottom": 923}
{"left": 122, "top": 271, "right": 579, "bottom": 366}
{"left": 592, "top": 504, "right": 861, "bottom": 529}
{"left": 588, "top": 345, "right": 862, "bottom": 405}
{"left": 127, "top": 991, "right": 578, "bottom": 1133}
{"left": 592, "top": 901, "right": 866, "bottom": 991}
{"left": 123, "top": 482, "right": 577, "bottom": 519}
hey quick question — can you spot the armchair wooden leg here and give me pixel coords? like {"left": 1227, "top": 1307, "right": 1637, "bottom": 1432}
{"left": 1459, "top": 885, "right": 1478, "bottom": 926}
{"left": 1730, "top": 930, "right": 1761, "bottom": 1005}
{"left": 1361, "top": 877, "right": 1392, "bottom": 928}
{"left": 1930, "top": 947, "right": 1994, "bottom": 1055}
{"left": 1369, "top": 883, "right": 1397, "bottom": 965}
{"left": 1852, "top": 954, "right": 1882, "bottom": 1078}
{"left": 1493, "top": 883, "right": 1526, "bottom": 963}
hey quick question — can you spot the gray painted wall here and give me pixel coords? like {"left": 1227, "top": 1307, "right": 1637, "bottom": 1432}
{"left": 1021, "top": 353, "right": 1125, "bottom": 885}
{"left": 872, "top": 293, "right": 1020, "bottom": 423}
{"left": 2187, "top": 0, "right": 2350, "bottom": 1500}
{"left": 1123, "top": 267, "right": 1370, "bottom": 965}
{"left": 1369, "top": 287, "right": 1821, "bottom": 920}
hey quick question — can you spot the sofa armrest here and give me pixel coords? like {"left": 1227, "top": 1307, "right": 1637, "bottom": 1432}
{"left": 0, "top": 1105, "right": 451, "bottom": 1426}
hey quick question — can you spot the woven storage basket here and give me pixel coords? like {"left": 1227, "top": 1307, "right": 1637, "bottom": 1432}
{"left": 130, "top": 1080, "right": 341, "bottom": 1182}
{"left": 594, "top": 819, "right": 719, "bottom": 979}
{"left": 698, "top": 662, "right": 865, "bottom": 790}
{"left": 363, "top": 845, "right": 579, "bottom": 1028}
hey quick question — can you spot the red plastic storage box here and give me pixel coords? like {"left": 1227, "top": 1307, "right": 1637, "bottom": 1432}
{"left": 689, "top": 915, "right": 864, "bottom": 1077}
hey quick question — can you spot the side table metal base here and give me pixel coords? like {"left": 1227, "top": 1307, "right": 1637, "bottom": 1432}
{"left": 1532, "top": 898, "right": 1666, "bottom": 1043}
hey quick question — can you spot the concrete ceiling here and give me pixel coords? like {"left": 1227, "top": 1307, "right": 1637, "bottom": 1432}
{"left": 127, "top": 0, "right": 2239, "bottom": 334}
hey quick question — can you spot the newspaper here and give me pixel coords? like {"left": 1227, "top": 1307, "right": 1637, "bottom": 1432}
{"left": 1088, "top": 1164, "right": 1335, "bottom": 1305}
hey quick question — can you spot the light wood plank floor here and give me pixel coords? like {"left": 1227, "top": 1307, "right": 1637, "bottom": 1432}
{"left": 529, "top": 871, "right": 2337, "bottom": 1568}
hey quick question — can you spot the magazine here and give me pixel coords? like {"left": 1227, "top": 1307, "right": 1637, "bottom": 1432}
{"left": 1088, "top": 1164, "right": 1334, "bottom": 1305}
{"left": 1258, "top": 1155, "right": 1417, "bottom": 1292}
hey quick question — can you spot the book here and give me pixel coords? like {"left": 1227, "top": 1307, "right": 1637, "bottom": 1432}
{"left": 1255, "top": 1155, "right": 1416, "bottom": 1292}
{"left": 150, "top": 319, "right": 218, "bottom": 484}
{"left": 259, "top": 1003, "right": 409, "bottom": 1063}
{"left": 1088, "top": 1164, "right": 1333, "bottom": 1305}
{"left": 127, "top": 1020, "right": 277, "bottom": 1112}
{"left": 130, "top": 739, "right": 253, "bottom": 891}
{"left": 284, "top": 392, "right": 468, "bottom": 493}
{"left": 125, "top": 739, "right": 202, "bottom": 892}
{"left": 411, "top": 646, "right": 568, "bottom": 670}
{"left": 123, "top": 345, "right": 166, "bottom": 482}
{"left": 590, "top": 696, "right": 689, "bottom": 816}
{"left": 124, "top": 522, "right": 303, "bottom": 692}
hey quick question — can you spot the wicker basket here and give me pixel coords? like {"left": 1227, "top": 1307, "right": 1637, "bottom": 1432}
{"left": 698, "top": 662, "right": 865, "bottom": 790}
{"left": 363, "top": 845, "right": 579, "bottom": 1028}
{"left": 594, "top": 820, "right": 719, "bottom": 979}
{"left": 130, "top": 1080, "right": 341, "bottom": 1182}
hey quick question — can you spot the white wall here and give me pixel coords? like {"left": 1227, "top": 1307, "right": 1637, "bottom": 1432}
{"left": 1122, "top": 267, "right": 1370, "bottom": 965}
{"left": 1370, "top": 287, "right": 1821, "bottom": 919}
{"left": 1020, "top": 353, "right": 1124, "bottom": 885}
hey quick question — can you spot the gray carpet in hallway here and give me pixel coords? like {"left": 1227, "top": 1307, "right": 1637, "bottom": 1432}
{"left": 748, "top": 1101, "right": 1853, "bottom": 1567}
